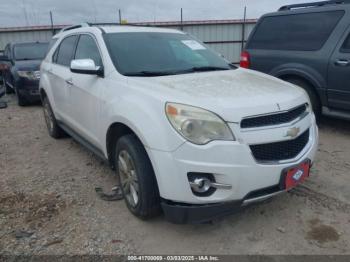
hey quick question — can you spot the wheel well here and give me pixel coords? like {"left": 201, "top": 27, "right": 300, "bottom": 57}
{"left": 106, "top": 123, "right": 137, "bottom": 168}
{"left": 39, "top": 88, "right": 47, "bottom": 100}
{"left": 280, "top": 74, "right": 312, "bottom": 85}
{"left": 279, "top": 74, "right": 321, "bottom": 101}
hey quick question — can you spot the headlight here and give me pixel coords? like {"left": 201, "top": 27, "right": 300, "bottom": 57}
{"left": 165, "top": 103, "right": 235, "bottom": 145}
{"left": 17, "top": 71, "right": 40, "bottom": 80}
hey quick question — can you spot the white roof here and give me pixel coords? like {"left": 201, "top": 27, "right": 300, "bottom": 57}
{"left": 100, "top": 25, "right": 184, "bottom": 34}
{"left": 53, "top": 25, "right": 185, "bottom": 39}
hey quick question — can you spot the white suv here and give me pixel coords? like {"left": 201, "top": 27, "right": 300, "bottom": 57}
{"left": 40, "top": 24, "right": 318, "bottom": 223}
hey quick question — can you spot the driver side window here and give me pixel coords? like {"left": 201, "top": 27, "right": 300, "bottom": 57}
{"left": 55, "top": 35, "right": 78, "bottom": 67}
{"left": 74, "top": 35, "right": 102, "bottom": 67}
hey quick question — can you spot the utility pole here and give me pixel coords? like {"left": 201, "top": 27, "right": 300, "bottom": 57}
{"left": 50, "top": 11, "right": 54, "bottom": 35}
{"left": 180, "top": 8, "right": 183, "bottom": 31}
{"left": 118, "top": 9, "right": 122, "bottom": 24}
{"left": 241, "top": 6, "right": 247, "bottom": 52}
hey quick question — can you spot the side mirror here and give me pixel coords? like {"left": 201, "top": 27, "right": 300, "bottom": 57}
{"left": 70, "top": 59, "right": 104, "bottom": 77}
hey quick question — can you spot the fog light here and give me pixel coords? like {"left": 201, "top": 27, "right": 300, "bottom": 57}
{"left": 187, "top": 172, "right": 232, "bottom": 197}
{"left": 190, "top": 178, "right": 212, "bottom": 193}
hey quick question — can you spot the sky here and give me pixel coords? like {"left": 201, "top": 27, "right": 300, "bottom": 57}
{"left": 0, "top": 0, "right": 308, "bottom": 28}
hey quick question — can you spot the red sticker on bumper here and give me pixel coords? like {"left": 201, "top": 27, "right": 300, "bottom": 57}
{"left": 285, "top": 161, "right": 310, "bottom": 190}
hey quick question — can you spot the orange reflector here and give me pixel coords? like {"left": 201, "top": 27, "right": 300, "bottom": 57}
{"left": 167, "top": 105, "right": 178, "bottom": 116}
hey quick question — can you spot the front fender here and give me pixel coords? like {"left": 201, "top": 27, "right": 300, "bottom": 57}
{"left": 39, "top": 71, "right": 57, "bottom": 113}
{"left": 101, "top": 95, "right": 185, "bottom": 155}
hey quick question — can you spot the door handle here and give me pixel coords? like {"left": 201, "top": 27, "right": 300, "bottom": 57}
{"left": 65, "top": 79, "right": 73, "bottom": 85}
{"left": 335, "top": 60, "right": 349, "bottom": 67}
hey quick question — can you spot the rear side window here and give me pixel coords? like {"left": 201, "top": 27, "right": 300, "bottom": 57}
{"left": 248, "top": 11, "right": 344, "bottom": 51}
{"left": 341, "top": 34, "right": 350, "bottom": 53}
{"left": 56, "top": 35, "right": 78, "bottom": 66}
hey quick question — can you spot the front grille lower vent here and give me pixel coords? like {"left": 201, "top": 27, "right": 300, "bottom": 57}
{"left": 250, "top": 129, "right": 310, "bottom": 162}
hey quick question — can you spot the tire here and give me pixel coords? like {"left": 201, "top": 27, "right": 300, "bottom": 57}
{"left": 115, "top": 134, "right": 161, "bottom": 219}
{"left": 42, "top": 96, "right": 65, "bottom": 138}
{"left": 285, "top": 78, "right": 321, "bottom": 119}
{"left": 16, "top": 89, "right": 28, "bottom": 106}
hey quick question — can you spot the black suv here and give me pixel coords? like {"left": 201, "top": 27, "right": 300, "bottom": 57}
{"left": 242, "top": 0, "right": 350, "bottom": 119}
{"left": 2, "top": 42, "right": 48, "bottom": 106}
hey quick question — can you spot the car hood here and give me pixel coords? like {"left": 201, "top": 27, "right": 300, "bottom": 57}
{"left": 129, "top": 68, "right": 309, "bottom": 122}
{"left": 14, "top": 60, "right": 42, "bottom": 71}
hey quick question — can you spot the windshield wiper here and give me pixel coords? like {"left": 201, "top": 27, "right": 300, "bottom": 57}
{"left": 124, "top": 66, "right": 232, "bottom": 77}
{"left": 185, "top": 66, "right": 231, "bottom": 72}
{"left": 124, "top": 70, "right": 177, "bottom": 77}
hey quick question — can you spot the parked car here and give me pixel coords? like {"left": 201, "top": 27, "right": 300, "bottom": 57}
{"left": 241, "top": 0, "right": 350, "bottom": 120}
{"left": 2, "top": 41, "right": 49, "bottom": 106}
{"left": 40, "top": 24, "right": 318, "bottom": 223}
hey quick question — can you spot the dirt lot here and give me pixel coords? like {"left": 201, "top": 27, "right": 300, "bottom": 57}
{"left": 1, "top": 94, "right": 350, "bottom": 255}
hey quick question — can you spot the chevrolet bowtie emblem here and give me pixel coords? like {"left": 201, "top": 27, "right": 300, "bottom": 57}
{"left": 285, "top": 127, "right": 300, "bottom": 138}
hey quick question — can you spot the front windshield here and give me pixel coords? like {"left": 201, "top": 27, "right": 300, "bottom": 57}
{"left": 104, "top": 32, "right": 234, "bottom": 76}
{"left": 14, "top": 43, "right": 49, "bottom": 61}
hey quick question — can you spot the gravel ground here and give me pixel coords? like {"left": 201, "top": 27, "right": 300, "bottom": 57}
{"left": 1, "top": 94, "right": 350, "bottom": 255}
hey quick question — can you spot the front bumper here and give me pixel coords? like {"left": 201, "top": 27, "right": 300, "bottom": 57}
{"left": 146, "top": 113, "right": 318, "bottom": 222}
{"left": 16, "top": 78, "right": 40, "bottom": 100}
{"left": 161, "top": 187, "right": 287, "bottom": 224}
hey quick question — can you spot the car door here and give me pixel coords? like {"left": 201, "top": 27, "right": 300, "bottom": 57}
{"left": 327, "top": 27, "right": 350, "bottom": 111}
{"left": 48, "top": 35, "right": 78, "bottom": 121}
{"left": 69, "top": 34, "right": 104, "bottom": 147}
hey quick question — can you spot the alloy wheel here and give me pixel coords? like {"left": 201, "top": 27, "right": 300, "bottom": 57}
{"left": 118, "top": 150, "right": 140, "bottom": 207}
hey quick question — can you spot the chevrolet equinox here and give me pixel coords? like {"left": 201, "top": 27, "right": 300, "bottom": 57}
{"left": 40, "top": 24, "right": 318, "bottom": 223}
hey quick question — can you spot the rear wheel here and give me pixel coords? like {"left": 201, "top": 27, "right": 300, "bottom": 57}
{"left": 285, "top": 78, "right": 321, "bottom": 119}
{"left": 115, "top": 135, "right": 161, "bottom": 219}
{"left": 42, "top": 96, "right": 65, "bottom": 138}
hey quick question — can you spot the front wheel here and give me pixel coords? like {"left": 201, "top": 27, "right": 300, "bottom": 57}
{"left": 15, "top": 89, "right": 28, "bottom": 106}
{"left": 42, "top": 96, "right": 65, "bottom": 138}
{"left": 115, "top": 135, "right": 161, "bottom": 219}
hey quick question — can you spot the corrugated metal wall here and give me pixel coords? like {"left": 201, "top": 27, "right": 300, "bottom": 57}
{"left": 0, "top": 21, "right": 256, "bottom": 63}
{"left": 183, "top": 23, "right": 256, "bottom": 63}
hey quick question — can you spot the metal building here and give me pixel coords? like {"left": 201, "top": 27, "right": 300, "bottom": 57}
{"left": 0, "top": 19, "right": 257, "bottom": 63}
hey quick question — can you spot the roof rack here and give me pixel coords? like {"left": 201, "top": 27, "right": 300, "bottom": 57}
{"left": 58, "top": 22, "right": 139, "bottom": 33}
{"left": 279, "top": 0, "right": 350, "bottom": 11}
{"left": 59, "top": 23, "right": 90, "bottom": 33}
